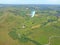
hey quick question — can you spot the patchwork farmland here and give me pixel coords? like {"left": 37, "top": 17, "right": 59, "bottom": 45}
{"left": 0, "top": 4, "right": 60, "bottom": 45}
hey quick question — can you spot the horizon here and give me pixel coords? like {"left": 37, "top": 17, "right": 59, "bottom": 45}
{"left": 0, "top": 4, "right": 60, "bottom": 5}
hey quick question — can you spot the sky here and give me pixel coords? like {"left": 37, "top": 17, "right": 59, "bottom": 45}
{"left": 0, "top": 0, "right": 60, "bottom": 4}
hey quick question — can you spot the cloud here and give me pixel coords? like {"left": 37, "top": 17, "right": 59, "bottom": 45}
{"left": 46, "top": 0, "right": 60, "bottom": 4}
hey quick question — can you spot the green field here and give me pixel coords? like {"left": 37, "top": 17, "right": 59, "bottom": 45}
{"left": 0, "top": 4, "right": 60, "bottom": 45}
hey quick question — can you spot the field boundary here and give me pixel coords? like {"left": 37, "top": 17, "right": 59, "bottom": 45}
{"left": 44, "top": 36, "right": 60, "bottom": 45}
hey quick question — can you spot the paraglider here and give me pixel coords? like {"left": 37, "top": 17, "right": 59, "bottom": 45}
{"left": 31, "top": 11, "right": 36, "bottom": 17}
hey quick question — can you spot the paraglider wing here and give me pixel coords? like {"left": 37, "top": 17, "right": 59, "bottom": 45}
{"left": 31, "top": 11, "right": 35, "bottom": 17}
